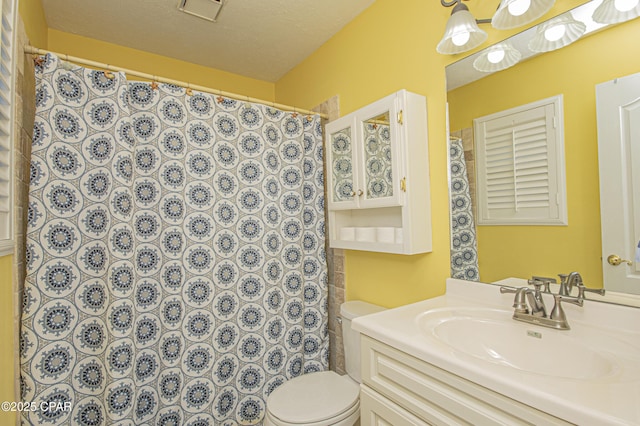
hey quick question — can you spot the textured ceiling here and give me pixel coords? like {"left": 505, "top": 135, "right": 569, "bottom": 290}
{"left": 41, "top": 0, "right": 376, "bottom": 82}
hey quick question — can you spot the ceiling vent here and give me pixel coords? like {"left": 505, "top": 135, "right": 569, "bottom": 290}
{"left": 178, "top": 0, "right": 225, "bottom": 22}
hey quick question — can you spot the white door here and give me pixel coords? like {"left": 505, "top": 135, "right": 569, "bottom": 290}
{"left": 596, "top": 72, "right": 640, "bottom": 295}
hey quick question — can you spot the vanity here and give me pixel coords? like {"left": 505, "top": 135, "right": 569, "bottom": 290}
{"left": 352, "top": 278, "right": 640, "bottom": 425}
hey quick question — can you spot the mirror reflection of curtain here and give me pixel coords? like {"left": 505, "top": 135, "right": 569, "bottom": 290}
{"left": 449, "top": 135, "right": 479, "bottom": 280}
{"left": 363, "top": 123, "right": 393, "bottom": 198}
{"left": 21, "top": 54, "right": 327, "bottom": 425}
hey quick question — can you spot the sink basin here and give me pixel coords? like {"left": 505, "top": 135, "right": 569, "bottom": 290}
{"left": 417, "top": 307, "right": 620, "bottom": 380}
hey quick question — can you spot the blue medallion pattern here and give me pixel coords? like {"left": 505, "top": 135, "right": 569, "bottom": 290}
{"left": 449, "top": 138, "right": 480, "bottom": 281}
{"left": 362, "top": 123, "right": 393, "bottom": 199}
{"left": 22, "top": 54, "right": 328, "bottom": 425}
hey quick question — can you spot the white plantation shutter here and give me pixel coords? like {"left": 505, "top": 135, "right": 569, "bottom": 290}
{"left": 0, "top": 0, "right": 15, "bottom": 255}
{"left": 474, "top": 96, "right": 567, "bottom": 225}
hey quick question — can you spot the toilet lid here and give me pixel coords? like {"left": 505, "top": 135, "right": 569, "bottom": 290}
{"left": 267, "top": 371, "right": 360, "bottom": 424}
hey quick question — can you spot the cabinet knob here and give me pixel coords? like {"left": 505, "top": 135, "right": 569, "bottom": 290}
{"left": 357, "top": 189, "right": 364, "bottom": 197}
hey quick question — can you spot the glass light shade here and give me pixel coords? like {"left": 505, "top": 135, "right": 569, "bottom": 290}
{"left": 473, "top": 42, "right": 522, "bottom": 72}
{"left": 437, "top": 6, "right": 488, "bottom": 54}
{"left": 528, "top": 14, "right": 586, "bottom": 52}
{"left": 492, "top": 0, "right": 556, "bottom": 29}
{"left": 592, "top": 0, "right": 640, "bottom": 23}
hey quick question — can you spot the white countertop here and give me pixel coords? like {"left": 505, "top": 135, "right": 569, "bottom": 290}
{"left": 352, "top": 278, "right": 640, "bottom": 425}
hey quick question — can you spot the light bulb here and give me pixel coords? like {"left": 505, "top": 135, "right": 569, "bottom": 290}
{"left": 614, "top": 0, "right": 639, "bottom": 12}
{"left": 507, "top": 0, "right": 531, "bottom": 16}
{"left": 487, "top": 49, "right": 506, "bottom": 63}
{"left": 544, "top": 24, "right": 566, "bottom": 41}
{"left": 452, "top": 31, "right": 471, "bottom": 46}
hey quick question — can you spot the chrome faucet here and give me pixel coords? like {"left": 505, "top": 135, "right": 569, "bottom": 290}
{"left": 526, "top": 283, "right": 547, "bottom": 317}
{"left": 557, "top": 271, "right": 606, "bottom": 300}
{"left": 559, "top": 271, "right": 582, "bottom": 296}
{"left": 500, "top": 285, "right": 583, "bottom": 330}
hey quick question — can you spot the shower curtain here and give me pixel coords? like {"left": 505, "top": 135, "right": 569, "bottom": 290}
{"left": 449, "top": 137, "right": 479, "bottom": 281}
{"left": 20, "top": 54, "right": 328, "bottom": 425}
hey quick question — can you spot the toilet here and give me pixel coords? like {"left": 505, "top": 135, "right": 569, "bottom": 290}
{"left": 264, "top": 301, "right": 386, "bottom": 426}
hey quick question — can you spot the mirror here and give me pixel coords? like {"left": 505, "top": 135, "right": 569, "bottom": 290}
{"left": 330, "top": 126, "right": 355, "bottom": 203}
{"left": 362, "top": 112, "right": 393, "bottom": 199}
{"left": 446, "top": 0, "right": 640, "bottom": 304}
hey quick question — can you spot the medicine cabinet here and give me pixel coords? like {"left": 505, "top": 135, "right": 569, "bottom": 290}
{"left": 325, "top": 90, "right": 432, "bottom": 254}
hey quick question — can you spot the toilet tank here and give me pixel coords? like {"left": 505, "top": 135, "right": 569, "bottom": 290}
{"left": 340, "top": 301, "right": 386, "bottom": 383}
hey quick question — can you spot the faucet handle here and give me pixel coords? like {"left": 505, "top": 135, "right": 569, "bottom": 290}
{"left": 532, "top": 275, "right": 557, "bottom": 284}
{"left": 550, "top": 294, "right": 583, "bottom": 326}
{"left": 499, "top": 286, "right": 517, "bottom": 294}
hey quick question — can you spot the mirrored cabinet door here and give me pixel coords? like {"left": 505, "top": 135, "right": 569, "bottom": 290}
{"left": 327, "top": 118, "right": 359, "bottom": 209}
{"left": 356, "top": 95, "right": 404, "bottom": 208}
{"left": 362, "top": 112, "right": 394, "bottom": 200}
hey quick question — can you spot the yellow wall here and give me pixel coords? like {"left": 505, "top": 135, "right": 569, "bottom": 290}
{"left": 19, "top": 0, "right": 48, "bottom": 48}
{"left": 0, "top": 255, "right": 15, "bottom": 425}
{"left": 448, "top": 18, "right": 640, "bottom": 286}
{"left": 276, "top": 0, "right": 454, "bottom": 307}
{"left": 47, "top": 29, "right": 275, "bottom": 102}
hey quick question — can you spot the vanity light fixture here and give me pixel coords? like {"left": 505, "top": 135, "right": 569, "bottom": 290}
{"left": 528, "top": 13, "right": 586, "bottom": 52}
{"left": 473, "top": 42, "right": 522, "bottom": 72}
{"left": 592, "top": 0, "right": 640, "bottom": 23}
{"left": 492, "top": 0, "right": 556, "bottom": 29}
{"left": 437, "top": 0, "right": 490, "bottom": 54}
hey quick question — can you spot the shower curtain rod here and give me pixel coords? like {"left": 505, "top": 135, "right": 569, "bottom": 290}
{"left": 23, "top": 46, "right": 329, "bottom": 119}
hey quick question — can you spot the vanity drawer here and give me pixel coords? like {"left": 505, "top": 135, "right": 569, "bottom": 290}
{"left": 361, "top": 336, "right": 571, "bottom": 426}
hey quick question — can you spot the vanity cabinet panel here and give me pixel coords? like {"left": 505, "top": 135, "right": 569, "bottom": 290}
{"left": 360, "top": 385, "right": 430, "bottom": 426}
{"left": 360, "top": 336, "right": 571, "bottom": 426}
{"left": 325, "top": 90, "right": 432, "bottom": 254}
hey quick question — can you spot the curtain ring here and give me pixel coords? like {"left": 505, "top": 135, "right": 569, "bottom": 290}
{"left": 32, "top": 54, "right": 45, "bottom": 66}
{"left": 104, "top": 66, "right": 115, "bottom": 80}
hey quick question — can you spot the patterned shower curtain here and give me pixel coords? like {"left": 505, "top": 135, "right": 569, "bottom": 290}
{"left": 449, "top": 137, "right": 479, "bottom": 281}
{"left": 20, "top": 54, "right": 328, "bottom": 425}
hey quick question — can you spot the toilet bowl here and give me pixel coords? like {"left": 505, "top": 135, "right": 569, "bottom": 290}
{"left": 265, "top": 301, "right": 385, "bottom": 426}
{"left": 264, "top": 371, "right": 360, "bottom": 426}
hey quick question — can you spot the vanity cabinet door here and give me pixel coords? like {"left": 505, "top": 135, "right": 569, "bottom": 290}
{"left": 360, "top": 385, "right": 429, "bottom": 426}
{"left": 326, "top": 117, "right": 359, "bottom": 210}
